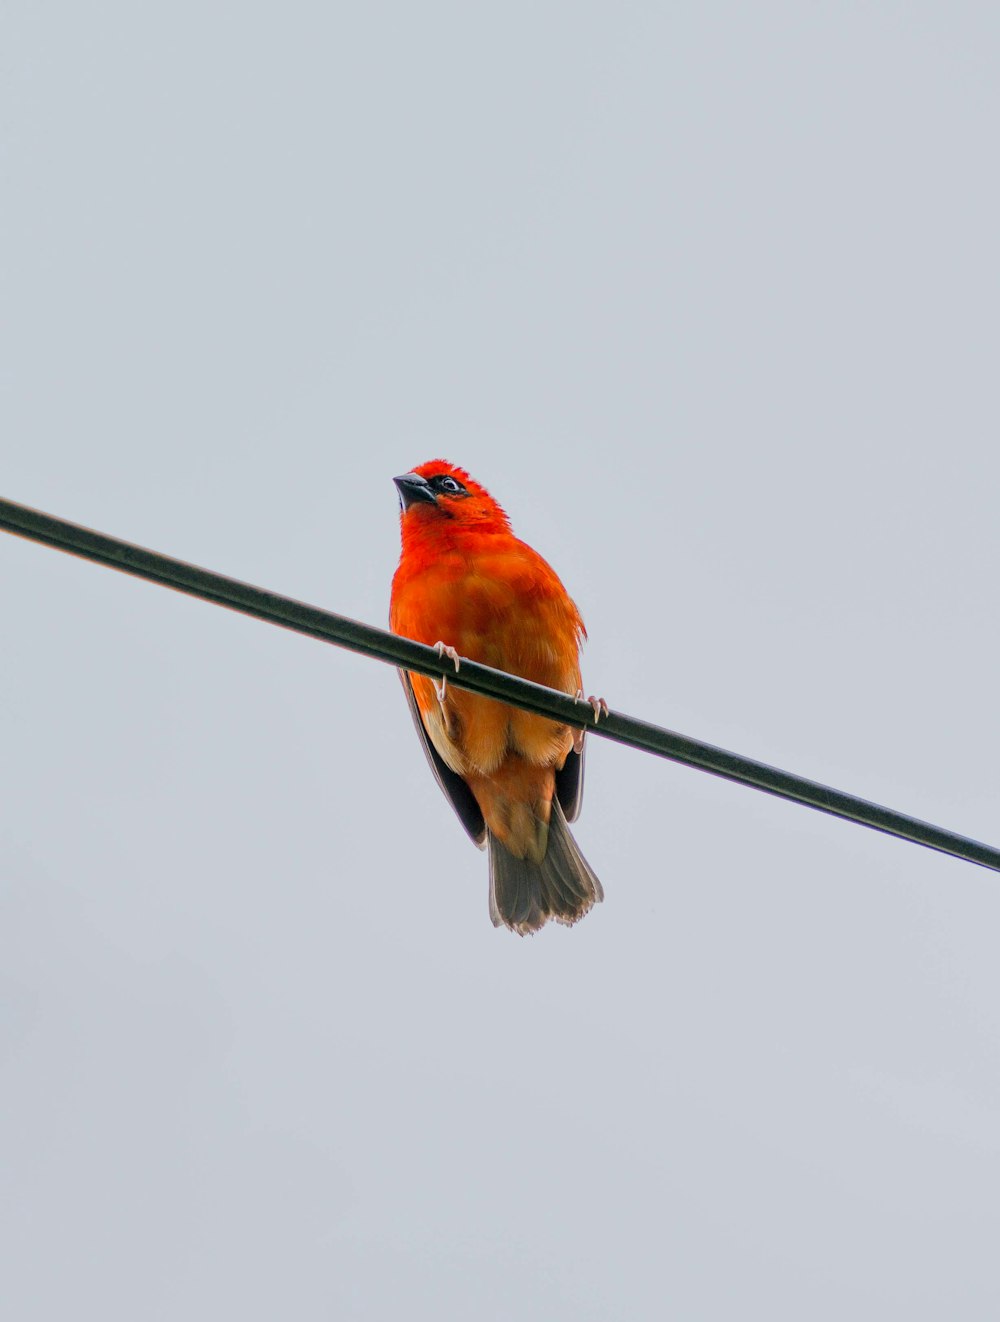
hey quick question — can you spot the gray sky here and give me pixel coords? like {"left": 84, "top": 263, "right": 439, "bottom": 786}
{"left": 3, "top": 3, "right": 1000, "bottom": 1317}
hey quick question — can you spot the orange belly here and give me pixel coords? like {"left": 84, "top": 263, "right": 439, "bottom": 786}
{"left": 390, "top": 542, "right": 584, "bottom": 857}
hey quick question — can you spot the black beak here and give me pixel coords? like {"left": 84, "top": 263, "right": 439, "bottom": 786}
{"left": 393, "top": 472, "right": 437, "bottom": 511}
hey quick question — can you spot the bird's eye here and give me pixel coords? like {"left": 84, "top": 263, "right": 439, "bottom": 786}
{"left": 437, "top": 476, "right": 464, "bottom": 495}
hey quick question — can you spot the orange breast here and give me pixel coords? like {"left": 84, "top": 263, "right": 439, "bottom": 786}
{"left": 390, "top": 538, "right": 584, "bottom": 780}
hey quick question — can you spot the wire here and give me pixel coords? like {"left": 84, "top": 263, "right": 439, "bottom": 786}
{"left": 2, "top": 493, "right": 998, "bottom": 873}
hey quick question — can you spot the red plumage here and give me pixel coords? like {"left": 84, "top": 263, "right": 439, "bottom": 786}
{"left": 390, "top": 460, "right": 602, "bottom": 934}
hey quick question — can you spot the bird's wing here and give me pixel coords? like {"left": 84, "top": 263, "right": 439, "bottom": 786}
{"left": 555, "top": 739, "right": 585, "bottom": 823}
{"left": 399, "top": 671, "right": 486, "bottom": 847}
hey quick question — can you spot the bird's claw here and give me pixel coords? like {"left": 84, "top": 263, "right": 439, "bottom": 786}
{"left": 573, "top": 690, "right": 609, "bottom": 753}
{"left": 433, "top": 642, "right": 461, "bottom": 703}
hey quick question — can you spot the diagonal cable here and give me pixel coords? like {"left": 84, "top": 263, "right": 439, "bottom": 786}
{"left": 2, "top": 494, "right": 998, "bottom": 872}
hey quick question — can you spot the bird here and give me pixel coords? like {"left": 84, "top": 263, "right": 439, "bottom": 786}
{"left": 389, "top": 459, "right": 604, "bottom": 935}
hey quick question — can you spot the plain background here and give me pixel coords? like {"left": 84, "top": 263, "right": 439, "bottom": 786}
{"left": 3, "top": 3, "right": 1000, "bottom": 1318}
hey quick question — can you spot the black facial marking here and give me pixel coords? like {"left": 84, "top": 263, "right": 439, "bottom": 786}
{"left": 428, "top": 474, "right": 468, "bottom": 497}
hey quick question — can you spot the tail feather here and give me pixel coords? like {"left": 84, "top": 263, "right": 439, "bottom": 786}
{"left": 488, "top": 800, "right": 603, "bottom": 936}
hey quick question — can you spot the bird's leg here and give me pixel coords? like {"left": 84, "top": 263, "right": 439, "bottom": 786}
{"left": 432, "top": 641, "right": 461, "bottom": 704}
{"left": 573, "top": 690, "right": 609, "bottom": 753}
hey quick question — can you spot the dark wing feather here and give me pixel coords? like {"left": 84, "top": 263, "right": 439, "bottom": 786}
{"left": 399, "top": 671, "right": 486, "bottom": 848}
{"left": 555, "top": 738, "right": 585, "bottom": 823}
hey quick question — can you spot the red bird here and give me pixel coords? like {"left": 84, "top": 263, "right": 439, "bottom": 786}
{"left": 390, "top": 460, "right": 603, "bottom": 935}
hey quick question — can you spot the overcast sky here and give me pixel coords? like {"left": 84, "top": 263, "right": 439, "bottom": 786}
{"left": 3, "top": 3, "right": 1000, "bottom": 1318}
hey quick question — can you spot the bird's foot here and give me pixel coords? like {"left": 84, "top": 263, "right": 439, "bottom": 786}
{"left": 573, "top": 690, "right": 609, "bottom": 753}
{"left": 432, "top": 642, "right": 461, "bottom": 703}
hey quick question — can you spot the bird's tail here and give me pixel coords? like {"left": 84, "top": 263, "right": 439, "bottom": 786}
{"left": 488, "top": 800, "right": 603, "bottom": 936}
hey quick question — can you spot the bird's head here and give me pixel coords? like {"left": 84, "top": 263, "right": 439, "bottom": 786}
{"left": 393, "top": 460, "right": 511, "bottom": 540}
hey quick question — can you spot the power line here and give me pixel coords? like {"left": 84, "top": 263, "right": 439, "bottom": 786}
{"left": 2, "top": 493, "right": 998, "bottom": 874}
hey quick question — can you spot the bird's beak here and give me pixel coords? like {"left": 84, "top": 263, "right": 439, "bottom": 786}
{"left": 393, "top": 472, "right": 437, "bottom": 511}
